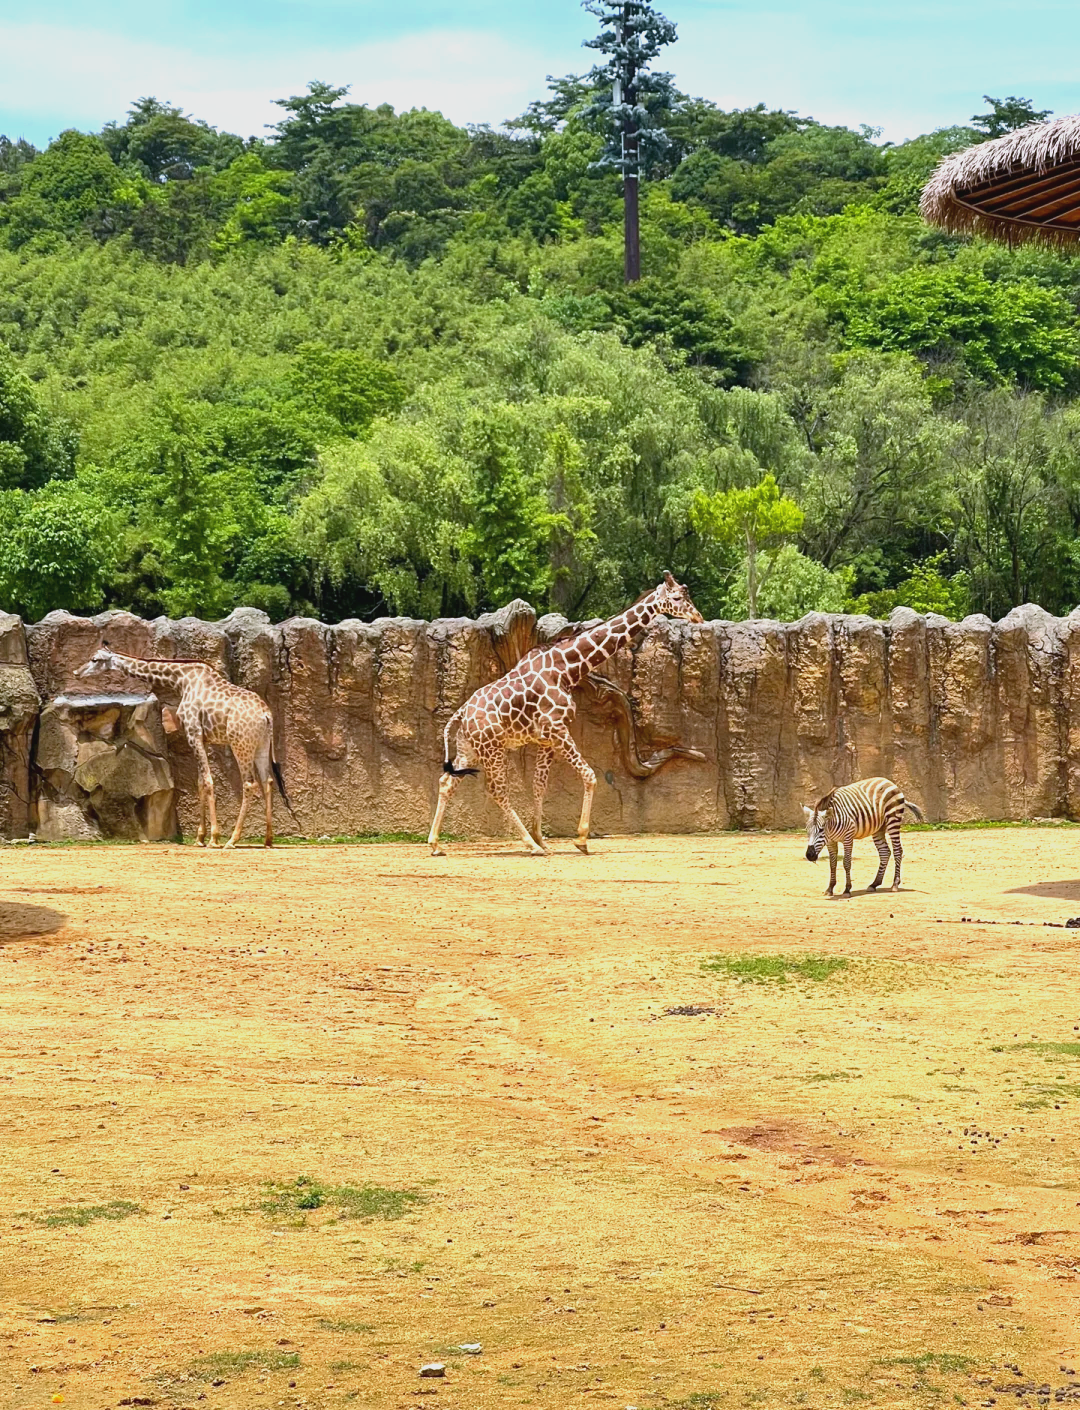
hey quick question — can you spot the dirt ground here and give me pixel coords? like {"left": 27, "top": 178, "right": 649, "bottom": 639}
{"left": 2, "top": 829, "right": 1080, "bottom": 1410}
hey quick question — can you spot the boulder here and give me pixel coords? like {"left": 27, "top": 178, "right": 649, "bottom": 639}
{"left": 0, "top": 614, "right": 39, "bottom": 837}
{"left": 32, "top": 694, "right": 177, "bottom": 842}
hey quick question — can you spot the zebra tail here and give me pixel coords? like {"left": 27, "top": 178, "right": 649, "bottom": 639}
{"left": 904, "top": 799, "right": 924, "bottom": 822}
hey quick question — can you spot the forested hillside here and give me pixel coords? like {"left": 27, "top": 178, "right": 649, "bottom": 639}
{"left": 2, "top": 82, "right": 1079, "bottom": 624}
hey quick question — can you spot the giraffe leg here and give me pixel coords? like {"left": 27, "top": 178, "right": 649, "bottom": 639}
{"left": 224, "top": 781, "right": 257, "bottom": 849}
{"left": 195, "top": 778, "right": 208, "bottom": 848}
{"left": 890, "top": 822, "right": 904, "bottom": 890}
{"left": 189, "top": 732, "right": 219, "bottom": 848}
{"left": 224, "top": 737, "right": 259, "bottom": 849}
{"left": 483, "top": 746, "right": 546, "bottom": 856}
{"left": 550, "top": 727, "right": 596, "bottom": 854}
{"left": 428, "top": 768, "right": 462, "bottom": 857}
{"left": 868, "top": 831, "right": 890, "bottom": 890}
{"left": 531, "top": 747, "right": 554, "bottom": 845}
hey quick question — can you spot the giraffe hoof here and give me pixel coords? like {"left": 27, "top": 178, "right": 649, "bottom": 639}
{"left": 574, "top": 840, "right": 589, "bottom": 854}
{"left": 430, "top": 846, "right": 446, "bottom": 858}
{"left": 222, "top": 840, "right": 236, "bottom": 850}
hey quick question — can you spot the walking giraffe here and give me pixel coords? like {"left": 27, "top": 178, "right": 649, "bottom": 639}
{"left": 428, "top": 573, "right": 704, "bottom": 857}
{"left": 75, "top": 646, "right": 294, "bottom": 848}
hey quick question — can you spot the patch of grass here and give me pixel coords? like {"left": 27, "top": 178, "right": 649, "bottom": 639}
{"left": 182, "top": 1349, "right": 300, "bottom": 1382}
{"left": 1014, "top": 1041, "right": 1080, "bottom": 1058}
{"left": 35, "top": 1199, "right": 141, "bottom": 1228}
{"left": 703, "top": 953, "right": 849, "bottom": 984}
{"left": 270, "top": 831, "right": 443, "bottom": 847}
{"left": 671, "top": 1395, "right": 726, "bottom": 1409}
{"left": 809, "top": 1367, "right": 826, "bottom": 1382}
{"left": 316, "top": 1318, "right": 373, "bottom": 1334}
{"left": 806, "top": 1070, "right": 857, "bottom": 1082}
{"left": 880, "top": 1353, "right": 973, "bottom": 1375}
{"left": 905, "top": 818, "right": 1080, "bottom": 832}
{"left": 330, "top": 1359, "right": 366, "bottom": 1372}
{"left": 841, "top": 1392, "right": 870, "bottom": 1405}
{"left": 1017, "top": 1082, "right": 1080, "bottom": 1110}
{"left": 260, "top": 1176, "right": 424, "bottom": 1222}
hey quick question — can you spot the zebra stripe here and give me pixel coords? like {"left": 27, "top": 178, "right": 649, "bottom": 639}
{"left": 804, "top": 776, "right": 923, "bottom": 897}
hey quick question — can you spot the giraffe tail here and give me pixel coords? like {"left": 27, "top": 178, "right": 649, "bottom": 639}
{"left": 442, "top": 708, "right": 478, "bottom": 777}
{"left": 270, "top": 740, "right": 299, "bottom": 822}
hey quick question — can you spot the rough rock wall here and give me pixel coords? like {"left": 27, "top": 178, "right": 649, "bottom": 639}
{"left": 0, "top": 613, "right": 39, "bottom": 838}
{"left": 2, "top": 600, "right": 1079, "bottom": 840}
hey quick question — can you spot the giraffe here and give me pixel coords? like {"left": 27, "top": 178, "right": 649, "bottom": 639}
{"left": 74, "top": 646, "right": 295, "bottom": 848}
{"left": 428, "top": 572, "right": 704, "bottom": 857}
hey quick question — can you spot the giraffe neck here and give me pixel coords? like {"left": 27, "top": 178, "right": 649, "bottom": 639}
{"left": 109, "top": 652, "right": 195, "bottom": 697}
{"left": 552, "top": 595, "right": 662, "bottom": 687}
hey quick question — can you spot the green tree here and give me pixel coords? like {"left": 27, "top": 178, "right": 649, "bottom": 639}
{"left": 691, "top": 473, "right": 804, "bottom": 618}
{"left": 462, "top": 420, "right": 567, "bottom": 607}
{"left": 0, "top": 481, "right": 118, "bottom": 619}
{"left": 724, "top": 543, "right": 849, "bottom": 620}
{"left": 834, "top": 264, "right": 1080, "bottom": 391}
{"left": 0, "top": 130, "right": 129, "bottom": 248}
{"left": 972, "top": 96, "right": 1051, "bottom": 140}
{"left": 288, "top": 343, "right": 406, "bottom": 436}
{"left": 209, "top": 153, "right": 295, "bottom": 252}
{"left": 0, "top": 345, "right": 76, "bottom": 490}
{"left": 848, "top": 553, "right": 971, "bottom": 620}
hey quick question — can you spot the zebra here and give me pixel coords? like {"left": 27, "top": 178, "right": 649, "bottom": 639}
{"left": 803, "top": 776, "right": 924, "bottom": 897}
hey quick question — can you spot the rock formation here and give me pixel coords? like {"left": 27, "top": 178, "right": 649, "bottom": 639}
{"left": 0, "top": 600, "right": 1075, "bottom": 840}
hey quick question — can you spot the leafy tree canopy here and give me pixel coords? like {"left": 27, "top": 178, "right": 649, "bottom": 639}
{"left": 0, "top": 79, "right": 1074, "bottom": 626}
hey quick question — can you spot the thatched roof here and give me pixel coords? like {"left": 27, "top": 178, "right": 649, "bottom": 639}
{"left": 921, "top": 115, "right": 1080, "bottom": 247}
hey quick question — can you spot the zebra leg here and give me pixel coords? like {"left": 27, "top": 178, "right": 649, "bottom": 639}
{"left": 842, "top": 835, "right": 854, "bottom": 895}
{"left": 826, "top": 841, "right": 838, "bottom": 896}
{"left": 868, "top": 831, "right": 890, "bottom": 890}
{"left": 890, "top": 823, "right": 904, "bottom": 890}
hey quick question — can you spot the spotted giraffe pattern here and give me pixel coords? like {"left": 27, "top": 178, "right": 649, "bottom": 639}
{"left": 75, "top": 647, "right": 291, "bottom": 848}
{"left": 427, "top": 572, "right": 704, "bottom": 856}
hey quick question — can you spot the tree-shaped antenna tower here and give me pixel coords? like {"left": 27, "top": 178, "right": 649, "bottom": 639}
{"left": 582, "top": 0, "right": 678, "bottom": 283}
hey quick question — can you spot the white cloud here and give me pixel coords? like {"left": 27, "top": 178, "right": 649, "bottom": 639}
{"left": 0, "top": 22, "right": 563, "bottom": 140}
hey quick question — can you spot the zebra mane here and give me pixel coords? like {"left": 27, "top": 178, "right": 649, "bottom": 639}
{"left": 814, "top": 791, "right": 835, "bottom": 815}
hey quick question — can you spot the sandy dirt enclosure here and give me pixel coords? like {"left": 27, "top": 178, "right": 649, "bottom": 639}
{"left": 2, "top": 829, "right": 1080, "bottom": 1410}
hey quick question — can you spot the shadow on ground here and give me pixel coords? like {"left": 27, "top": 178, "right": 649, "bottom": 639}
{"left": 1006, "top": 880, "right": 1080, "bottom": 900}
{"left": 0, "top": 901, "right": 67, "bottom": 944}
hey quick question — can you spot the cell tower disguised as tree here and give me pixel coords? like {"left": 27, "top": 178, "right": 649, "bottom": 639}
{"left": 582, "top": 1, "right": 679, "bottom": 283}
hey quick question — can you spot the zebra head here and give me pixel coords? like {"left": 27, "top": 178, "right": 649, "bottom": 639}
{"left": 802, "top": 804, "right": 825, "bottom": 861}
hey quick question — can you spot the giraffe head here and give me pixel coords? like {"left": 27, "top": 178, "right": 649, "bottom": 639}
{"left": 74, "top": 645, "right": 126, "bottom": 679}
{"left": 651, "top": 571, "right": 704, "bottom": 624}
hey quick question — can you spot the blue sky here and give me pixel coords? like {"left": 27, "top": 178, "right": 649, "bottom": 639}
{"left": 4, "top": 1, "right": 1080, "bottom": 148}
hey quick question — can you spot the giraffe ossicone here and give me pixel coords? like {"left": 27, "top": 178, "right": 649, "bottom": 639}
{"left": 75, "top": 647, "right": 294, "bottom": 848}
{"left": 427, "top": 572, "right": 704, "bottom": 857}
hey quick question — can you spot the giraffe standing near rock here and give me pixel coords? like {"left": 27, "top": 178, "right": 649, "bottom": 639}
{"left": 428, "top": 573, "right": 704, "bottom": 856}
{"left": 75, "top": 647, "right": 294, "bottom": 848}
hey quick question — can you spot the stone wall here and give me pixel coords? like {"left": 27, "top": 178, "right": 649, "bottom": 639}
{"left": 0, "top": 599, "right": 1077, "bottom": 840}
